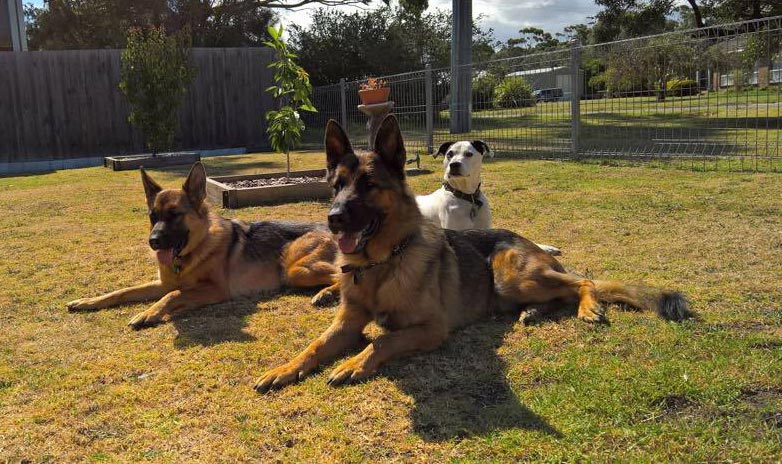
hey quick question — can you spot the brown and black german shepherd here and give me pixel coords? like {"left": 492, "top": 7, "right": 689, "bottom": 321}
{"left": 67, "top": 162, "right": 340, "bottom": 329}
{"left": 254, "top": 115, "right": 691, "bottom": 392}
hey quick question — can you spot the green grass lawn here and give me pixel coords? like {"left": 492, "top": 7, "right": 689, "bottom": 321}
{"left": 1, "top": 151, "right": 781, "bottom": 461}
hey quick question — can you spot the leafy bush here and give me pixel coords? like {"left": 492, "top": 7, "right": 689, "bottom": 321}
{"left": 119, "top": 27, "right": 195, "bottom": 154}
{"left": 493, "top": 76, "right": 535, "bottom": 108}
{"left": 264, "top": 24, "right": 317, "bottom": 177}
{"left": 472, "top": 73, "right": 500, "bottom": 110}
{"left": 589, "top": 67, "right": 648, "bottom": 97}
{"left": 666, "top": 78, "right": 699, "bottom": 96}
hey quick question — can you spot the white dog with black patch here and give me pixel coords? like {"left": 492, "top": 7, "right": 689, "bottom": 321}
{"left": 416, "top": 140, "right": 561, "bottom": 255}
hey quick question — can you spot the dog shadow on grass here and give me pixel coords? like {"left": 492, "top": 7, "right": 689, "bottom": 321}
{"left": 171, "top": 299, "right": 259, "bottom": 348}
{"left": 170, "top": 288, "right": 329, "bottom": 349}
{"left": 382, "top": 314, "right": 563, "bottom": 442}
{"left": 170, "top": 292, "right": 289, "bottom": 348}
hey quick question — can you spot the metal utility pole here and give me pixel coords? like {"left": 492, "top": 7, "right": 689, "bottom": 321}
{"left": 450, "top": 0, "right": 471, "bottom": 133}
{"left": 1, "top": 0, "right": 28, "bottom": 51}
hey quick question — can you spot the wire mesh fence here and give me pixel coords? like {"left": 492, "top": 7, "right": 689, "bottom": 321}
{"left": 302, "top": 16, "right": 782, "bottom": 171}
{"left": 579, "top": 16, "right": 782, "bottom": 171}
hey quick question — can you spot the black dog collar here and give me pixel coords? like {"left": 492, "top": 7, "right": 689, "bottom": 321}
{"left": 443, "top": 182, "right": 484, "bottom": 219}
{"left": 341, "top": 234, "right": 415, "bottom": 285}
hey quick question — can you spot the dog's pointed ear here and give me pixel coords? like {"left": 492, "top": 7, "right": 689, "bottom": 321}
{"left": 374, "top": 115, "right": 406, "bottom": 177}
{"left": 433, "top": 141, "right": 455, "bottom": 159}
{"left": 140, "top": 167, "right": 163, "bottom": 209}
{"left": 325, "top": 119, "right": 353, "bottom": 172}
{"left": 182, "top": 162, "right": 207, "bottom": 207}
{"left": 472, "top": 140, "right": 493, "bottom": 158}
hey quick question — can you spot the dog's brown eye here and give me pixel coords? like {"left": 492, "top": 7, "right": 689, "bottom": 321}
{"left": 465, "top": 152, "right": 473, "bottom": 157}
{"left": 446, "top": 151, "right": 453, "bottom": 159}
{"left": 366, "top": 181, "right": 376, "bottom": 189}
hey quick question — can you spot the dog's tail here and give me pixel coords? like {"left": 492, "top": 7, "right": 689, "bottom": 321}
{"left": 594, "top": 280, "right": 692, "bottom": 321}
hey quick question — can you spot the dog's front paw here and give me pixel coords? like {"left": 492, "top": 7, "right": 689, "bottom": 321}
{"left": 577, "top": 303, "right": 607, "bottom": 324}
{"left": 537, "top": 244, "right": 562, "bottom": 256}
{"left": 254, "top": 362, "right": 305, "bottom": 393}
{"left": 66, "top": 297, "right": 102, "bottom": 312}
{"left": 327, "top": 354, "right": 376, "bottom": 386}
{"left": 128, "top": 310, "right": 162, "bottom": 330}
{"left": 311, "top": 288, "right": 339, "bottom": 307}
{"left": 519, "top": 306, "right": 541, "bottom": 326}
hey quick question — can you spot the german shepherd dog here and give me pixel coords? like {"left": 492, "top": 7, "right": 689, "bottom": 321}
{"left": 66, "top": 162, "right": 339, "bottom": 329}
{"left": 254, "top": 115, "right": 691, "bottom": 392}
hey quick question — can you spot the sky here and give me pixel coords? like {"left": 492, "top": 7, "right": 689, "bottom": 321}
{"left": 27, "top": 0, "right": 603, "bottom": 44}
{"left": 278, "top": 0, "right": 602, "bottom": 43}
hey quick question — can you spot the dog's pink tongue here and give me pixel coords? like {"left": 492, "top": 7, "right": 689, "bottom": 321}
{"left": 156, "top": 249, "right": 174, "bottom": 266}
{"left": 337, "top": 233, "right": 359, "bottom": 254}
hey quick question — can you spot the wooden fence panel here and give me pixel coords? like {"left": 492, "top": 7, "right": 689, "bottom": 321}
{"left": 0, "top": 48, "right": 275, "bottom": 163}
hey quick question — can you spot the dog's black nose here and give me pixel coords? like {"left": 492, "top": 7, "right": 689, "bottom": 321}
{"left": 149, "top": 233, "right": 163, "bottom": 250}
{"left": 449, "top": 161, "right": 462, "bottom": 174}
{"left": 327, "top": 206, "right": 347, "bottom": 232}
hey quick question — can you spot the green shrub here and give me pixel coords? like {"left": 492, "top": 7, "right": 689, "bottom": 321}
{"left": 472, "top": 73, "right": 499, "bottom": 110}
{"left": 666, "top": 78, "right": 699, "bottom": 96}
{"left": 493, "top": 76, "right": 535, "bottom": 108}
{"left": 590, "top": 67, "right": 647, "bottom": 97}
{"left": 264, "top": 24, "right": 317, "bottom": 177}
{"left": 119, "top": 27, "right": 195, "bottom": 154}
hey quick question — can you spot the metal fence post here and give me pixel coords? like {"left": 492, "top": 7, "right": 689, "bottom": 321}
{"left": 569, "top": 40, "right": 581, "bottom": 159}
{"left": 339, "top": 78, "right": 347, "bottom": 129}
{"left": 425, "top": 64, "right": 434, "bottom": 154}
{"left": 450, "top": 0, "right": 472, "bottom": 133}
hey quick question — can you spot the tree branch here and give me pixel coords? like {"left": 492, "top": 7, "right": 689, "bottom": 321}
{"left": 257, "top": 0, "right": 375, "bottom": 8}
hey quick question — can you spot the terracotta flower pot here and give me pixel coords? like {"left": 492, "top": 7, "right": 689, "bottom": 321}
{"left": 358, "top": 87, "right": 390, "bottom": 105}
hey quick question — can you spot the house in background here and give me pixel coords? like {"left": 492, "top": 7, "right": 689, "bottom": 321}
{"left": 706, "top": 36, "right": 782, "bottom": 89}
{"left": 713, "top": 54, "right": 782, "bottom": 88}
{"left": 0, "top": 0, "right": 27, "bottom": 51}
{"left": 507, "top": 66, "right": 575, "bottom": 96}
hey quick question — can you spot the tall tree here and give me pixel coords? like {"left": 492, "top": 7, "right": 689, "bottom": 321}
{"left": 167, "top": 0, "right": 277, "bottom": 47}
{"left": 563, "top": 24, "right": 593, "bottom": 44}
{"left": 25, "top": 0, "right": 279, "bottom": 49}
{"left": 699, "top": 0, "right": 782, "bottom": 23}
{"left": 25, "top": 0, "right": 170, "bottom": 49}
{"left": 257, "top": 0, "right": 425, "bottom": 8}
{"left": 591, "top": 0, "right": 677, "bottom": 43}
{"left": 494, "top": 26, "right": 568, "bottom": 59}
{"left": 507, "top": 27, "right": 562, "bottom": 50}
{"left": 289, "top": 7, "right": 494, "bottom": 85}
{"left": 24, "top": 0, "right": 430, "bottom": 50}
{"left": 685, "top": 0, "right": 705, "bottom": 27}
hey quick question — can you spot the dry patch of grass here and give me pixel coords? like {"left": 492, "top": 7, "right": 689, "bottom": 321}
{"left": 1, "top": 151, "right": 781, "bottom": 461}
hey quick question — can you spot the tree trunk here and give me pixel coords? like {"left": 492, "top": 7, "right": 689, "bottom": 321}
{"left": 686, "top": 0, "right": 705, "bottom": 28}
{"left": 657, "top": 77, "right": 667, "bottom": 102}
{"left": 286, "top": 150, "right": 291, "bottom": 179}
{"left": 751, "top": 0, "right": 761, "bottom": 20}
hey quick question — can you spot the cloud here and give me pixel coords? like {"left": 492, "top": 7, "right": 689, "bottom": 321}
{"left": 28, "top": 0, "right": 600, "bottom": 44}
{"left": 279, "top": 0, "right": 601, "bottom": 42}
{"left": 475, "top": 0, "right": 600, "bottom": 42}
